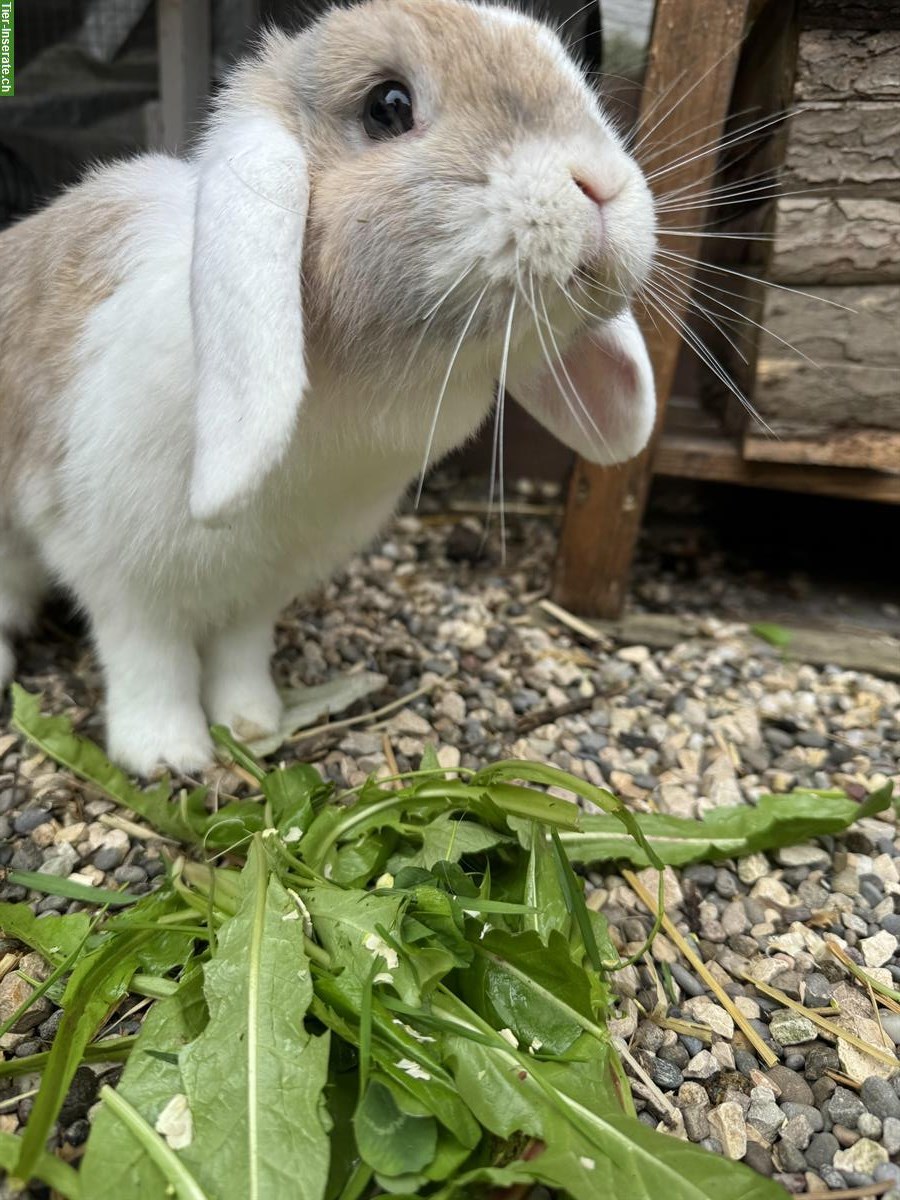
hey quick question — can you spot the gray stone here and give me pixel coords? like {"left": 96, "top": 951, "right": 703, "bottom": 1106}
{"left": 806, "top": 1132, "right": 839, "bottom": 1168}
{"left": 774, "top": 1141, "right": 807, "bottom": 1174}
{"left": 802, "top": 972, "right": 832, "bottom": 1009}
{"left": 37, "top": 842, "right": 78, "bottom": 877}
{"left": 779, "top": 1113, "right": 814, "bottom": 1150}
{"left": 92, "top": 844, "right": 128, "bottom": 871}
{"left": 681, "top": 1105, "right": 710, "bottom": 1143}
{"left": 648, "top": 1057, "right": 683, "bottom": 1092}
{"left": 781, "top": 1102, "right": 823, "bottom": 1132}
{"left": 747, "top": 1098, "right": 785, "bottom": 1143}
{"left": 767, "top": 1065, "right": 814, "bottom": 1107}
{"left": 861, "top": 1076, "right": 900, "bottom": 1121}
{"left": 881, "top": 1014, "right": 900, "bottom": 1045}
{"left": 827, "top": 1086, "right": 866, "bottom": 1130}
{"left": 882, "top": 1116, "right": 900, "bottom": 1156}
{"left": 857, "top": 1112, "right": 883, "bottom": 1139}
{"left": 742, "top": 1142, "right": 774, "bottom": 1177}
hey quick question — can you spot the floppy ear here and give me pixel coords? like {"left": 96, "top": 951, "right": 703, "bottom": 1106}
{"left": 189, "top": 111, "right": 309, "bottom": 524}
{"left": 509, "top": 308, "right": 656, "bottom": 465}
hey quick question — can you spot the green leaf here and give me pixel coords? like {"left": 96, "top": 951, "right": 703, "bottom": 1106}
{"left": 0, "top": 902, "right": 91, "bottom": 965}
{"left": 6, "top": 869, "right": 140, "bottom": 907}
{"left": 0, "top": 1130, "right": 82, "bottom": 1198}
{"left": 263, "top": 761, "right": 327, "bottom": 840}
{"left": 751, "top": 622, "right": 792, "bottom": 648}
{"left": 15, "top": 927, "right": 153, "bottom": 1181}
{"left": 80, "top": 968, "right": 208, "bottom": 1199}
{"left": 523, "top": 824, "right": 570, "bottom": 943}
{"left": 11, "top": 686, "right": 205, "bottom": 843}
{"left": 178, "top": 838, "right": 331, "bottom": 1200}
{"left": 95, "top": 1086, "right": 209, "bottom": 1200}
{"left": 354, "top": 1079, "right": 437, "bottom": 1177}
{"left": 562, "top": 784, "right": 895, "bottom": 867}
{"left": 389, "top": 813, "right": 511, "bottom": 872}
{"left": 464, "top": 929, "right": 596, "bottom": 1055}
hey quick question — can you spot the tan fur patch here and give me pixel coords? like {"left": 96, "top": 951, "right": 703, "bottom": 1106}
{"left": 0, "top": 181, "right": 134, "bottom": 504}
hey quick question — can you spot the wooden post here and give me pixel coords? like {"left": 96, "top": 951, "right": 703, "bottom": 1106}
{"left": 156, "top": 0, "right": 212, "bottom": 153}
{"left": 552, "top": 0, "right": 753, "bottom": 617}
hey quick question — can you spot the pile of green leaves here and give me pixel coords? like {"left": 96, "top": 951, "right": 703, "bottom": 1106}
{"left": 1, "top": 687, "right": 894, "bottom": 1199}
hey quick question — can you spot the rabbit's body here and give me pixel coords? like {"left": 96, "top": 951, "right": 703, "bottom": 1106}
{"left": 0, "top": 0, "right": 657, "bottom": 773}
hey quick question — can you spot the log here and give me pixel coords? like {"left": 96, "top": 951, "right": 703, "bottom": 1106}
{"left": 759, "top": 285, "right": 900, "bottom": 367}
{"left": 752, "top": 358, "right": 900, "bottom": 435}
{"left": 782, "top": 102, "right": 900, "bottom": 193}
{"left": 743, "top": 428, "right": 900, "bottom": 473}
{"left": 771, "top": 197, "right": 900, "bottom": 284}
{"left": 796, "top": 30, "right": 900, "bottom": 102}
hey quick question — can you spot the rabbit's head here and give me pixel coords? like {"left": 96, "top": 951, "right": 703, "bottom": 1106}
{"left": 189, "top": 0, "right": 656, "bottom": 523}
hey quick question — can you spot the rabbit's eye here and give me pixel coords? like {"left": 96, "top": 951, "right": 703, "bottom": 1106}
{"left": 362, "top": 81, "right": 414, "bottom": 139}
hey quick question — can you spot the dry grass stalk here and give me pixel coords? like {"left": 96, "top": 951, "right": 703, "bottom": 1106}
{"left": 537, "top": 598, "right": 607, "bottom": 644}
{"left": 748, "top": 978, "right": 899, "bottom": 1069}
{"left": 827, "top": 939, "right": 900, "bottom": 1014}
{"left": 623, "top": 868, "right": 778, "bottom": 1068}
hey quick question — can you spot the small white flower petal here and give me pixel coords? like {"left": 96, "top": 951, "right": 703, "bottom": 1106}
{"left": 283, "top": 827, "right": 303, "bottom": 844}
{"left": 375, "top": 872, "right": 395, "bottom": 889}
{"left": 396, "top": 1058, "right": 431, "bottom": 1081}
{"left": 579, "top": 1157, "right": 596, "bottom": 1171}
{"left": 498, "top": 1028, "right": 518, "bottom": 1048}
{"left": 373, "top": 971, "right": 394, "bottom": 985}
{"left": 363, "top": 932, "right": 399, "bottom": 970}
{"left": 155, "top": 1094, "right": 193, "bottom": 1150}
{"left": 392, "top": 1020, "right": 436, "bottom": 1044}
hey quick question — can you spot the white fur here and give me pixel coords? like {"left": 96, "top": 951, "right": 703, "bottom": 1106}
{"left": 0, "top": 1, "right": 657, "bottom": 774}
{"left": 190, "top": 112, "right": 309, "bottom": 524}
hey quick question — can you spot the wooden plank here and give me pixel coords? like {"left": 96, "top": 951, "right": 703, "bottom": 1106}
{"left": 654, "top": 429, "right": 900, "bottom": 503}
{"left": 157, "top": 0, "right": 212, "bottom": 153}
{"left": 771, "top": 197, "right": 900, "bottom": 284}
{"left": 584, "top": 611, "right": 900, "bottom": 678}
{"left": 744, "top": 428, "right": 900, "bottom": 472}
{"left": 552, "top": 0, "right": 753, "bottom": 618}
{"left": 751, "top": 358, "right": 900, "bottom": 437}
{"left": 796, "top": 30, "right": 900, "bottom": 102}
{"left": 783, "top": 102, "right": 900, "bottom": 194}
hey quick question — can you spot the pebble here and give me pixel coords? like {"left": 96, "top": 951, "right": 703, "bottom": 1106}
{"left": 769, "top": 1011, "right": 817, "bottom": 1046}
{"left": 806, "top": 1131, "right": 839, "bottom": 1168}
{"left": 681, "top": 1105, "right": 710, "bottom": 1142}
{"left": 766, "top": 1066, "right": 814, "bottom": 1107}
{"left": 708, "top": 1101, "right": 747, "bottom": 1160}
{"left": 833, "top": 1138, "right": 889, "bottom": 1176}
{"left": 742, "top": 1143, "right": 774, "bottom": 1177}
{"left": 685, "top": 1051, "right": 719, "bottom": 1080}
{"left": 882, "top": 1117, "right": 900, "bottom": 1157}
{"left": 827, "top": 1087, "right": 866, "bottom": 1129}
{"left": 861, "top": 930, "right": 899, "bottom": 968}
{"left": 37, "top": 842, "right": 78, "bottom": 877}
{"left": 747, "top": 1097, "right": 785, "bottom": 1143}
{"left": 860, "top": 1076, "right": 900, "bottom": 1121}
{"left": 682, "top": 997, "right": 734, "bottom": 1039}
{"left": 648, "top": 1058, "right": 683, "bottom": 1092}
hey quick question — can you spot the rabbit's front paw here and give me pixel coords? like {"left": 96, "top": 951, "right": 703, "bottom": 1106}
{"left": 107, "top": 705, "right": 214, "bottom": 777}
{"left": 205, "top": 672, "right": 282, "bottom": 741}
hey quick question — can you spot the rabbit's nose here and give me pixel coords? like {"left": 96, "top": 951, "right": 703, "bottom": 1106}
{"left": 572, "top": 175, "right": 608, "bottom": 209}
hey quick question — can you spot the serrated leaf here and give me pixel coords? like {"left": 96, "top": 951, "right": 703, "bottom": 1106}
{"left": 178, "top": 839, "right": 331, "bottom": 1200}
{"left": 80, "top": 969, "right": 208, "bottom": 1199}
{"left": 0, "top": 902, "right": 91, "bottom": 965}
{"left": 562, "top": 785, "right": 895, "bottom": 867}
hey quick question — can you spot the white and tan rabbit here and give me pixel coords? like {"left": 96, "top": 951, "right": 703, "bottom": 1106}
{"left": 0, "top": 0, "right": 656, "bottom": 774}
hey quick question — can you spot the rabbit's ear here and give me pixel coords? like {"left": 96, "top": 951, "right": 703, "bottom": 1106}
{"left": 509, "top": 308, "right": 656, "bottom": 466}
{"left": 189, "top": 111, "right": 309, "bottom": 524}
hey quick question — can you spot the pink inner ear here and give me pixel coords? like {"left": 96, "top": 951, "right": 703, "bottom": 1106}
{"left": 512, "top": 312, "right": 656, "bottom": 466}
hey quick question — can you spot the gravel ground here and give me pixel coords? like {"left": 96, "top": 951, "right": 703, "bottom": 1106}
{"left": 2, "top": 479, "right": 900, "bottom": 1195}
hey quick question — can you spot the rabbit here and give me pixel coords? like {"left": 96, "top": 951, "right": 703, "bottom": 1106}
{"left": 0, "top": 0, "right": 656, "bottom": 775}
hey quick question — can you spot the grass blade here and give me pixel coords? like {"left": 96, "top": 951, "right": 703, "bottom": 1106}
{"left": 7, "top": 869, "right": 139, "bottom": 907}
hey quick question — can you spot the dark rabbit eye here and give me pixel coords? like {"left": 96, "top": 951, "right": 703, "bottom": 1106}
{"left": 362, "top": 81, "right": 414, "bottom": 139}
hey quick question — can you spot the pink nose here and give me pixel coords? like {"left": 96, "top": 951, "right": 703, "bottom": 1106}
{"left": 573, "top": 176, "right": 607, "bottom": 209}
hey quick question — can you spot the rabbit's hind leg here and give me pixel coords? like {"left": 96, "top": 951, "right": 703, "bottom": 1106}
{"left": 0, "top": 526, "right": 45, "bottom": 690}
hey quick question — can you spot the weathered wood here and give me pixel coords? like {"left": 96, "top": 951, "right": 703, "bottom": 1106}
{"left": 759, "top": 285, "right": 900, "bottom": 367}
{"left": 800, "top": 0, "right": 900, "bottom": 31}
{"left": 751, "top": 358, "right": 900, "bottom": 435}
{"left": 771, "top": 197, "right": 900, "bottom": 284}
{"left": 783, "top": 102, "right": 900, "bottom": 194}
{"left": 585, "top": 611, "right": 900, "bottom": 678}
{"left": 744, "top": 428, "right": 900, "bottom": 471}
{"left": 653, "top": 420, "right": 900, "bottom": 504}
{"left": 796, "top": 30, "right": 900, "bottom": 102}
{"left": 552, "top": 0, "right": 753, "bottom": 618}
